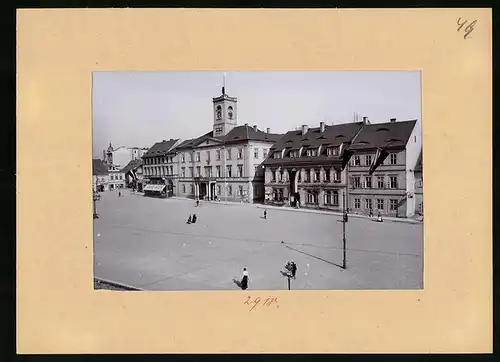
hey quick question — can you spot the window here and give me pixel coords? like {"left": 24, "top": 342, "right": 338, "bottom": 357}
{"left": 274, "top": 152, "right": 282, "bottom": 159}
{"left": 289, "top": 150, "right": 299, "bottom": 158}
{"left": 170, "top": 166, "right": 173, "bottom": 175}
{"left": 238, "top": 185, "right": 243, "bottom": 196}
{"left": 314, "top": 170, "right": 320, "bottom": 182}
{"left": 390, "top": 176, "right": 398, "bottom": 189}
{"left": 327, "top": 147, "right": 338, "bottom": 156}
{"left": 237, "top": 165, "right": 243, "bottom": 177}
{"left": 189, "top": 184, "right": 193, "bottom": 194}
{"left": 333, "top": 190, "right": 339, "bottom": 205}
{"left": 377, "top": 176, "right": 385, "bottom": 188}
{"left": 254, "top": 148, "right": 259, "bottom": 158}
{"left": 216, "top": 150, "right": 221, "bottom": 160}
{"left": 334, "top": 170, "right": 341, "bottom": 182}
{"left": 365, "top": 198, "right": 372, "bottom": 210}
{"left": 353, "top": 176, "right": 361, "bottom": 188}
{"left": 306, "top": 148, "right": 318, "bottom": 157}
{"left": 263, "top": 149, "right": 268, "bottom": 158}
{"left": 271, "top": 171, "right": 276, "bottom": 182}
{"left": 196, "top": 152, "right": 200, "bottom": 162}
{"left": 364, "top": 176, "right": 372, "bottom": 188}
{"left": 297, "top": 170, "right": 302, "bottom": 182}
{"left": 205, "top": 167, "right": 212, "bottom": 178}
{"left": 390, "top": 153, "right": 397, "bottom": 165}
{"left": 307, "top": 192, "right": 318, "bottom": 204}
{"left": 215, "top": 126, "right": 223, "bottom": 135}
{"left": 181, "top": 167, "right": 185, "bottom": 177}
{"left": 226, "top": 149, "right": 232, "bottom": 160}
{"left": 324, "top": 170, "right": 330, "bottom": 182}
{"left": 354, "top": 198, "right": 361, "bottom": 209}
{"left": 354, "top": 155, "right": 361, "bottom": 166}
{"left": 365, "top": 155, "right": 372, "bottom": 166}
{"left": 217, "top": 185, "right": 221, "bottom": 195}
{"left": 189, "top": 153, "right": 193, "bottom": 162}
{"left": 305, "top": 170, "right": 311, "bottom": 182}
{"left": 188, "top": 167, "right": 193, "bottom": 177}
{"left": 182, "top": 184, "right": 186, "bottom": 193}
{"left": 206, "top": 151, "right": 211, "bottom": 161}
{"left": 226, "top": 166, "right": 232, "bottom": 177}
{"left": 377, "top": 199, "right": 384, "bottom": 210}
{"left": 324, "top": 190, "right": 339, "bottom": 205}
{"left": 181, "top": 154, "right": 185, "bottom": 162}
{"left": 228, "top": 185, "right": 232, "bottom": 195}
{"left": 237, "top": 148, "right": 243, "bottom": 159}
{"left": 216, "top": 166, "right": 221, "bottom": 177}
{"left": 390, "top": 199, "right": 398, "bottom": 211}
{"left": 196, "top": 166, "right": 201, "bottom": 177}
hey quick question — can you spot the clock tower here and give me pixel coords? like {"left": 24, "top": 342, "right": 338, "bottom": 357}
{"left": 212, "top": 75, "right": 237, "bottom": 137}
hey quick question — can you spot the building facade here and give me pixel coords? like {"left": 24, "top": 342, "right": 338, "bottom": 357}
{"left": 92, "top": 159, "right": 109, "bottom": 192}
{"left": 141, "top": 139, "right": 181, "bottom": 197}
{"left": 263, "top": 121, "right": 364, "bottom": 210}
{"left": 174, "top": 88, "right": 281, "bottom": 202}
{"left": 262, "top": 117, "right": 422, "bottom": 218}
{"left": 121, "top": 159, "right": 144, "bottom": 189}
{"left": 414, "top": 150, "right": 423, "bottom": 215}
{"left": 346, "top": 118, "right": 421, "bottom": 218}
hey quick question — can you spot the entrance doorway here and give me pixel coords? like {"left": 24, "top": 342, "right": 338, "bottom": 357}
{"left": 210, "top": 183, "right": 216, "bottom": 200}
{"left": 199, "top": 183, "right": 207, "bottom": 199}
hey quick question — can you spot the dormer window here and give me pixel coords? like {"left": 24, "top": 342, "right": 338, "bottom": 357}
{"left": 289, "top": 150, "right": 300, "bottom": 158}
{"left": 273, "top": 152, "right": 282, "bottom": 159}
{"left": 306, "top": 148, "right": 318, "bottom": 157}
{"left": 327, "top": 147, "right": 338, "bottom": 156}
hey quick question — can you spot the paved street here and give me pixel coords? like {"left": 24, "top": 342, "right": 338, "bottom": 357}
{"left": 93, "top": 190, "right": 423, "bottom": 290}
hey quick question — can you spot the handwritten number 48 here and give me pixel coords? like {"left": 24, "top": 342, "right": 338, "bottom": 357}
{"left": 457, "top": 17, "right": 477, "bottom": 39}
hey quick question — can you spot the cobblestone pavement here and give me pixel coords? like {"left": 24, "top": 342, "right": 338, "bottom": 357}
{"left": 93, "top": 190, "right": 423, "bottom": 290}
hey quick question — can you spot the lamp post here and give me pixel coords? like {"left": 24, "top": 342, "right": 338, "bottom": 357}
{"left": 341, "top": 191, "right": 347, "bottom": 269}
{"left": 93, "top": 191, "right": 99, "bottom": 219}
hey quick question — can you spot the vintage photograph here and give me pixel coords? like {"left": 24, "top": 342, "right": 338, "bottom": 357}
{"left": 92, "top": 71, "right": 423, "bottom": 291}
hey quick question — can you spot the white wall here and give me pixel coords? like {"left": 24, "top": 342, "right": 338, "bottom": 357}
{"left": 405, "top": 120, "right": 422, "bottom": 217}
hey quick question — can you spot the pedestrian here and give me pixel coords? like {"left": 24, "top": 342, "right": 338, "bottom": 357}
{"left": 369, "top": 208, "right": 373, "bottom": 217}
{"left": 377, "top": 211, "right": 383, "bottom": 222}
{"left": 196, "top": 199, "right": 200, "bottom": 207}
{"left": 187, "top": 215, "right": 192, "bottom": 224}
{"left": 240, "top": 268, "right": 249, "bottom": 290}
{"left": 290, "top": 261, "right": 297, "bottom": 279}
{"left": 192, "top": 214, "right": 197, "bottom": 224}
{"left": 264, "top": 209, "right": 267, "bottom": 220}
{"left": 118, "top": 191, "right": 121, "bottom": 197}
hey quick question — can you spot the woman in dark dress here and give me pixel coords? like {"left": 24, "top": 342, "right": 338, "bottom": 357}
{"left": 240, "top": 268, "right": 249, "bottom": 290}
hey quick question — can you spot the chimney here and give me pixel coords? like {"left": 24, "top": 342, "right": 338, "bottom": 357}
{"left": 253, "top": 125, "right": 258, "bottom": 131}
{"left": 390, "top": 118, "right": 396, "bottom": 123}
{"left": 102, "top": 150, "right": 105, "bottom": 161}
{"left": 320, "top": 121, "right": 325, "bottom": 133}
{"left": 266, "top": 128, "right": 270, "bottom": 133}
{"left": 244, "top": 123, "right": 248, "bottom": 127}
{"left": 362, "top": 116, "right": 368, "bottom": 124}
{"left": 162, "top": 140, "right": 167, "bottom": 142}
{"left": 301, "top": 124, "right": 309, "bottom": 135}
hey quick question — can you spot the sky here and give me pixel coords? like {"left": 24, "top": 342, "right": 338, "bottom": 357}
{"left": 92, "top": 71, "right": 421, "bottom": 158}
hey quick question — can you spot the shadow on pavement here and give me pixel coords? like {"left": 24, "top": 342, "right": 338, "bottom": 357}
{"left": 283, "top": 244, "right": 344, "bottom": 269}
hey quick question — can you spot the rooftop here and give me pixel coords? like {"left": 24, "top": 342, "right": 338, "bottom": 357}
{"left": 92, "top": 159, "right": 109, "bottom": 175}
{"left": 349, "top": 119, "right": 417, "bottom": 150}
{"left": 143, "top": 139, "right": 179, "bottom": 157}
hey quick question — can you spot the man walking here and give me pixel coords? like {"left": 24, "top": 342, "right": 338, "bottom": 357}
{"left": 263, "top": 209, "right": 267, "bottom": 220}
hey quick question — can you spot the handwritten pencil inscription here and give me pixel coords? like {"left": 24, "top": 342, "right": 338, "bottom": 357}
{"left": 244, "top": 296, "right": 279, "bottom": 311}
{"left": 457, "top": 17, "right": 477, "bottom": 39}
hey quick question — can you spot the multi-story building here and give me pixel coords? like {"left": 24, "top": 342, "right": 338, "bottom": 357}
{"left": 107, "top": 164, "right": 125, "bottom": 190}
{"left": 121, "top": 159, "right": 143, "bottom": 189}
{"left": 92, "top": 159, "right": 109, "bottom": 192}
{"left": 346, "top": 118, "right": 421, "bottom": 218}
{"left": 262, "top": 121, "right": 364, "bottom": 209}
{"left": 175, "top": 87, "right": 281, "bottom": 202}
{"left": 414, "top": 150, "right": 423, "bottom": 215}
{"left": 141, "top": 139, "right": 181, "bottom": 197}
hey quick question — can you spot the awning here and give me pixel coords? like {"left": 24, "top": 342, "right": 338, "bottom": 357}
{"left": 144, "top": 184, "right": 166, "bottom": 192}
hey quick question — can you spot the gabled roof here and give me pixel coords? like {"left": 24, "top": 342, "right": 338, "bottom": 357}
{"left": 121, "top": 158, "right": 143, "bottom": 173}
{"left": 414, "top": 150, "right": 422, "bottom": 172}
{"left": 349, "top": 119, "right": 417, "bottom": 151}
{"left": 143, "top": 139, "right": 179, "bottom": 157}
{"left": 92, "top": 159, "right": 109, "bottom": 175}
{"left": 263, "top": 122, "right": 364, "bottom": 167}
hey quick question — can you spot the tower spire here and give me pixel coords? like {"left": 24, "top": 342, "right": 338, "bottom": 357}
{"left": 222, "top": 72, "right": 226, "bottom": 95}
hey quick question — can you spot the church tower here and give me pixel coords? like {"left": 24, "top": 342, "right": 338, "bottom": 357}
{"left": 212, "top": 73, "right": 237, "bottom": 137}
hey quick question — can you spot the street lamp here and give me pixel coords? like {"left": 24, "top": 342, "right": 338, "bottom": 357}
{"left": 93, "top": 192, "right": 99, "bottom": 219}
{"left": 341, "top": 191, "right": 347, "bottom": 269}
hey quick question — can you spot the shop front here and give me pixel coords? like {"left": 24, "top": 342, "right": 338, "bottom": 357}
{"left": 143, "top": 184, "right": 167, "bottom": 198}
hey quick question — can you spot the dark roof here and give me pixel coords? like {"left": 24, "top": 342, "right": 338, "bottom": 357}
{"left": 121, "top": 158, "right": 143, "bottom": 173}
{"left": 263, "top": 122, "right": 364, "bottom": 167}
{"left": 223, "top": 125, "right": 282, "bottom": 144}
{"left": 349, "top": 119, "right": 417, "bottom": 151}
{"left": 143, "top": 139, "right": 179, "bottom": 157}
{"left": 414, "top": 150, "right": 422, "bottom": 172}
{"left": 92, "top": 159, "right": 109, "bottom": 175}
{"left": 172, "top": 126, "right": 282, "bottom": 151}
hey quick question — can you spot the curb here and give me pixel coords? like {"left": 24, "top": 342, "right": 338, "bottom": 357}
{"left": 94, "top": 277, "right": 143, "bottom": 291}
{"left": 255, "top": 205, "right": 422, "bottom": 225}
